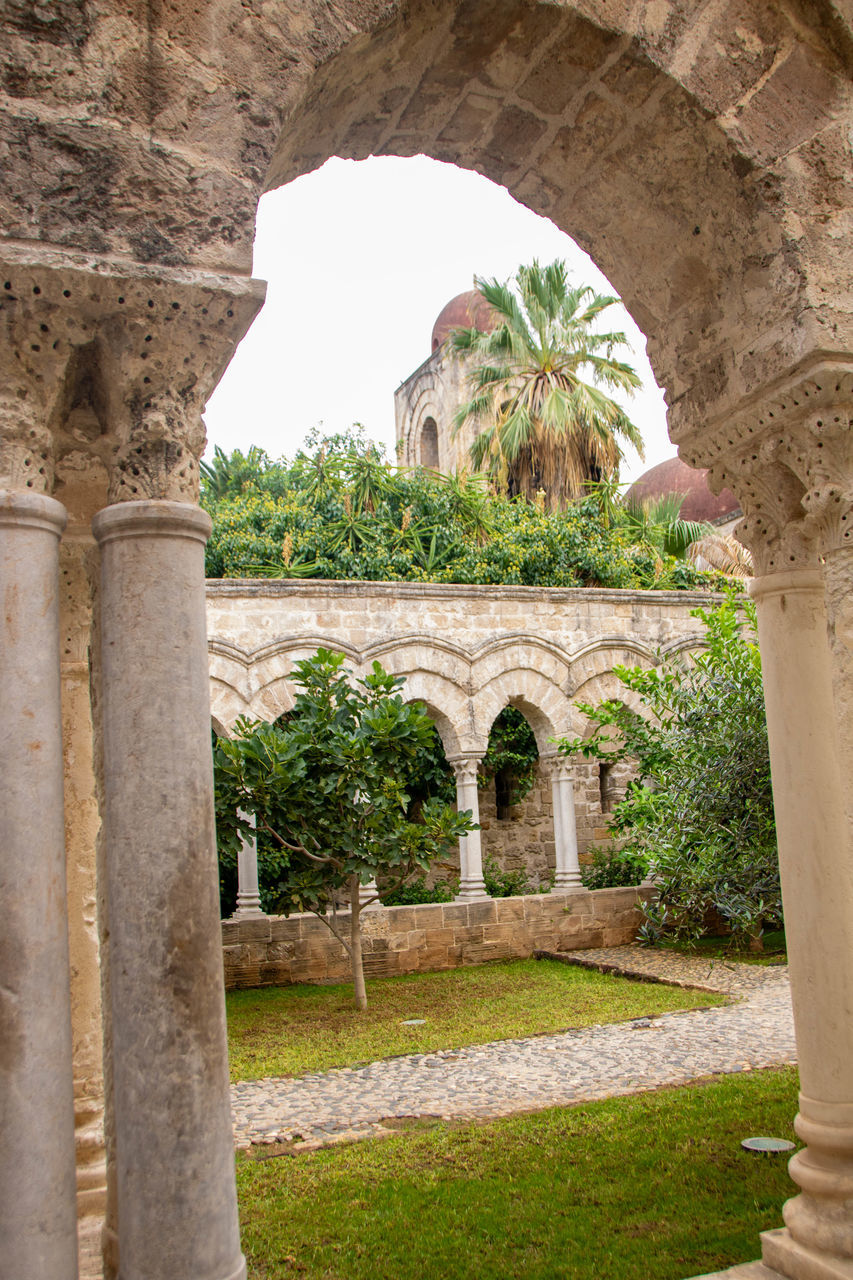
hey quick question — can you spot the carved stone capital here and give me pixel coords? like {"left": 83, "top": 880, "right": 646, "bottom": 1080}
{"left": 448, "top": 755, "right": 481, "bottom": 788}
{"left": 675, "top": 358, "right": 853, "bottom": 576}
{"left": 0, "top": 265, "right": 77, "bottom": 492}
{"left": 0, "top": 242, "right": 266, "bottom": 503}
{"left": 540, "top": 754, "right": 573, "bottom": 785}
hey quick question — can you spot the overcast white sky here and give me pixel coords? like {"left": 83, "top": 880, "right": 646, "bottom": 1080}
{"left": 203, "top": 155, "right": 674, "bottom": 485}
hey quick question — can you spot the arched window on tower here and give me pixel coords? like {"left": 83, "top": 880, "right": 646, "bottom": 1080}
{"left": 419, "top": 417, "right": 440, "bottom": 470}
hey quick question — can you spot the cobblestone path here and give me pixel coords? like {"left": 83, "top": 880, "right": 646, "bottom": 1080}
{"left": 231, "top": 945, "right": 795, "bottom": 1151}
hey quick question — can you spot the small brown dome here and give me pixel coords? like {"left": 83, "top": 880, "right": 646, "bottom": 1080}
{"left": 626, "top": 456, "right": 740, "bottom": 524}
{"left": 431, "top": 290, "right": 499, "bottom": 352}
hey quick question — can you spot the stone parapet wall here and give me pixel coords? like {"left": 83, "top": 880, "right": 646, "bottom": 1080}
{"left": 208, "top": 579, "right": 719, "bottom": 863}
{"left": 221, "top": 886, "right": 651, "bottom": 990}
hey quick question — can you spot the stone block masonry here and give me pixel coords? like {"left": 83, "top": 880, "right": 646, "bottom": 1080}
{"left": 221, "top": 886, "right": 652, "bottom": 990}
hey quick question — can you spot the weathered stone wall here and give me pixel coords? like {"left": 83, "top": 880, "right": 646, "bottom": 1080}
{"left": 221, "top": 886, "right": 650, "bottom": 990}
{"left": 479, "top": 760, "right": 554, "bottom": 884}
{"left": 395, "top": 345, "right": 481, "bottom": 476}
{"left": 207, "top": 578, "right": 714, "bottom": 747}
{"left": 207, "top": 578, "right": 714, "bottom": 865}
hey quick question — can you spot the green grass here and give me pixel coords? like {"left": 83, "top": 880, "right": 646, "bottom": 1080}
{"left": 227, "top": 959, "right": 724, "bottom": 1082}
{"left": 237, "top": 1065, "right": 800, "bottom": 1280}
{"left": 659, "top": 930, "right": 787, "bottom": 966}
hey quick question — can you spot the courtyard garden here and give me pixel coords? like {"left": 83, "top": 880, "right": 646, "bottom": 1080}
{"left": 226, "top": 957, "right": 725, "bottom": 1081}
{"left": 235, "top": 1066, "right": 800, "bottom": 1280}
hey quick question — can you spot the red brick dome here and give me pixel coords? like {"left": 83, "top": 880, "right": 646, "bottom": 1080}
{"left": 626, "top": 456, "right": 740, "bottom": 524}
{"left": 431, "top": 290, "right": 499, "bottom": 352}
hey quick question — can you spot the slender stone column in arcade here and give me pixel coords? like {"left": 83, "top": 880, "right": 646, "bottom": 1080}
{"left": 678, "top": 359, "right": 853, "bottom": 1280}
{"left": 450, "top": 756, "right": 489, "bottom": 900}
{"left": 0, "top": 488, "right": 79, "bottom": 1280}
{"left": 546, "top": 757, "right": 583, "bottom": 890}
{"left": 94, "top": 500, "right": 246, "bottom": 1280}
{"left": 750, "top": 568, "right": 853, "bottom": 1280}
{"left": 233, "top": 810, "right": 265, "bottom": 918}
{"left": 85, "top": 259, "right": 264, "bottom": 1280}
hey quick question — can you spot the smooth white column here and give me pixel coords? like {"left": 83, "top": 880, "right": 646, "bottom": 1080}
{"left": 748, "top": 569, "right": 853, "bottom": 1280}
{"left": 93, "top": 500, "right": 245, "bottom": 1280}
{"left": 357, "top": 878, "right": 381, "bottom": 909}
{"left": 233, "top": 810, "right": 265, "bottom": 917}
{"left": 0, "top": 490, "right": 79, "bottom": 1280}
{"left": 549, "top": 758, "right": 583, "bottom": 889}
{"left": 450, "top": 757, "right": 489, "bottom": 901}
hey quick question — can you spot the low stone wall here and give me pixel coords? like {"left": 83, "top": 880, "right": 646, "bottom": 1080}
{"left": 221, "top": 886, "right": 652, "bottom": 990}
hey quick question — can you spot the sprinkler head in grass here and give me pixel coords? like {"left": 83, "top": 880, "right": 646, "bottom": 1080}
{"left": 401, "top": 1019, "right": 426, "bottom": 1025}
{"left": 741, "top": 1137, "right": 795, "bottom": 1154}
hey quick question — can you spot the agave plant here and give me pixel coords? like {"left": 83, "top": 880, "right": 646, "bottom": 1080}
{"left": 620, "top": 492, "right": 713, "bottom": 561}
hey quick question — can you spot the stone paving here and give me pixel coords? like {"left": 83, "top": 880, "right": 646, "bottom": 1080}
{"left": 231, "top": 945, "right": 796, "bottom": 1152}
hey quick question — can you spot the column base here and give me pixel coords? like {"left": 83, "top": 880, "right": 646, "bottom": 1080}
{"left": 456, "top": 884, "right": 490, "bottom": 901}
{"left": 232, "top": 903, "right": 266, "bottom": 919}
{"left": 553, "top": 872, "right": 583, "bottom": 889}
{"left": 762, "top": 1228, "right": 853, "bottom": 1280}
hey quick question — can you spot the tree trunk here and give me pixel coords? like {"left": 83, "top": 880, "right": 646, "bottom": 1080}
{"left": 349, "top": 875, "right": 367, "bottom": 1011}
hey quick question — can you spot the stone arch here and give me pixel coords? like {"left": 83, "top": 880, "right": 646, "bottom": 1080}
{"left": 6, "top": 6, "right": 852, "bottom": 1278}
{"left": 419, "top": 416, "right": 440, "bottom": 470}
{"left": 473, "top": 668, "right": 572, "bottom": 757}
{"left": 571, "top": 670, "right": 648, "bottom": 733}
{"left": 566, "top": 638, "right": 657, "bottom": 697}
{"left": 209, "top": 682, "right": 249, "bottom": 735}
{"left": 210, "top": 714, "right": 230, "bottom": 740}
{"left": 395, "top": 368, "right": 445, "bottom": 469}
{"left": 255, "top": 1, "right": 850, "bottom": 443}
{"left": 367, "top": 663, "right": 470, "bottom": 758}
{"left": 471, "top": 635, "right": 570, "bottom": 693}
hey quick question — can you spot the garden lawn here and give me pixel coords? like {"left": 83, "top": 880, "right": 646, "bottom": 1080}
{"left": 237, "top": 1065, "right": 800, "bottom": 1280}
{"left": 659, "top": 931, "right": 787, "bottom": 967}
{"left": 227, "top": 958, "right": 723, "bottom": 1081}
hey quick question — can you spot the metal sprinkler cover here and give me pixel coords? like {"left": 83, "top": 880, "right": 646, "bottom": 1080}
{"left": 741, "top": 1136, "right": 795, "bottom": 1153}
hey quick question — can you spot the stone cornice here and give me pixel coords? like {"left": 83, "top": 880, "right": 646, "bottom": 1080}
{"left": 205, "top": 579, "right": 731, "bottom": 607}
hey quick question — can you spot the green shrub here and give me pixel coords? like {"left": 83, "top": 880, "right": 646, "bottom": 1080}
{"left": 381, "top": 876, "right": 457, "bottom": 906}
{"left": 201, "top": 438, "right": 727, "bottom": 592}
{"left": 562, "top": 595, "right": 780, "bottom": 949}
{"left": 580, "top": 847, "right": 648, "bottom": 890}
{"left": 482, "top": 854, "right": 544, "bottom": 897}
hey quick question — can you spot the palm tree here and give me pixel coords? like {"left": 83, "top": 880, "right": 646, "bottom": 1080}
{"left": 450, "top": 261, "right": 644, "bottom": 509}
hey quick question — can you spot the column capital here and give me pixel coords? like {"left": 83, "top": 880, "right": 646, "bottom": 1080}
{"left": 0, "top": 242, "right": 266, "bottom": 504}
{"left": 540, "top": 753, "right": 574, "bottom": 784}
{"left": 448, "top": 755, "right": 482, "bottom": 786}
{"left": 674, "top": 357, "right": 853, "bottom": 577}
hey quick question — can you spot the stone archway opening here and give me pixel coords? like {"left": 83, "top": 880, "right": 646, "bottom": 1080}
{"left": 3, "top": 4, "right": 851, "bottom": 1280}
{"left": 419, "top": 416, "right": 440, "bottom": 470}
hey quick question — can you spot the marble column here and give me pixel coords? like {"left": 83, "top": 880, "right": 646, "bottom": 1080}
{"left": 0, "top": 489, "right": 79, "bottom": 1280}
{"left": 93, "top": 500, "right": 245, "bottom": 1280}
{"left": 233, "top": 810, "right": 265, "bottom": 917}
{"left": 674, "top": 360, "right": 853, "bottom": 1280}
{"left": 450, "top": 757, "right": 489, "bottom": 901}
{"left": 547, "top": 758, "right": 583, "bottom": 889}
{"left": 748, "top": 569, "right": 853, "bottom": 1279}
{"left": 357, "top": 879, "right": 381, "bottom": 909}
{"left": 821, "top": 545, "right": 853, "bottom": 830}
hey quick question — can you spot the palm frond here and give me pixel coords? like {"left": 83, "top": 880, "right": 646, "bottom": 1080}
{"left": 687, "top": 535, "right": 754, "bottom": 577}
